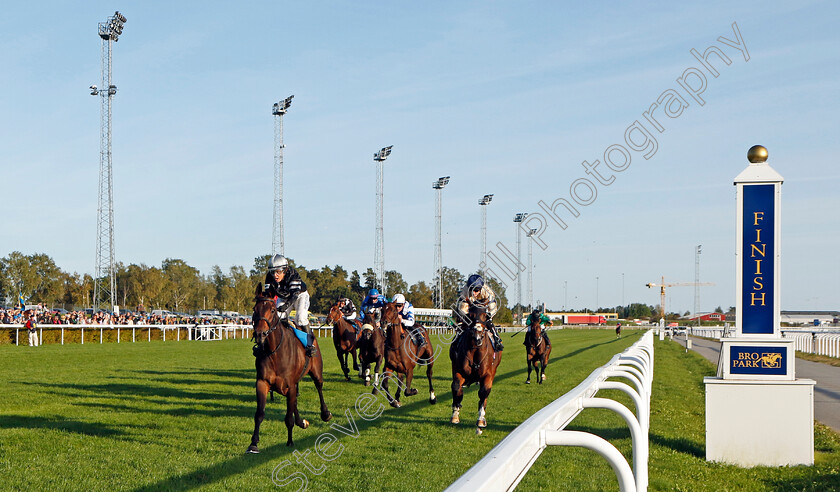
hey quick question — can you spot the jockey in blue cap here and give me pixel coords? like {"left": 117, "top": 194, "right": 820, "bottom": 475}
{"left": 359, "top": 288, "right": 385, "bottom": 327}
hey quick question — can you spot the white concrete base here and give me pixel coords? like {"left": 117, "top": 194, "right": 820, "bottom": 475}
{"left": 705, "top": 377, "right": 815, "bottom": 467}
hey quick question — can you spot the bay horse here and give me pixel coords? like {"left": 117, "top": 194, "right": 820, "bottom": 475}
{"left": 450, "top": 306, "right": 502, "bottom": 435}
{"left": 379, "top": 301, "right": 437, "bottom": 408}
{"left": 525, "top": 313, "right": 552, "bottom": 384}
{"left": 248, "top": 284, "right": 332, "bottom": 452}
{"left": 326, "top": 302, "right": 360, "bottom": 381}
{"left": 357, "top": 314, "right": 385, "bottom": 389}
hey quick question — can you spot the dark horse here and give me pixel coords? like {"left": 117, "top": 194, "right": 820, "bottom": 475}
{"left": 450, "top": 306, "right": 502, "bottom": 434}
{"left": 380, "top": 301, "right": 437, "bottom": 408}
{"left": 357, "top": 310, "right": 386, "bottom": 388}
{"left": 248, "top": 284, "right": 332, "bottom": 452}
{"left": 525, "top": 312, "right": 552, "bottom": 385}
{"left": 326, "top": 302, "right": 359, "bottom": 381}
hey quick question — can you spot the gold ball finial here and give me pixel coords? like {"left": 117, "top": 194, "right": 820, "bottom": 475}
{"left": 747, "top": 145, "right": 768, "bottom": 163}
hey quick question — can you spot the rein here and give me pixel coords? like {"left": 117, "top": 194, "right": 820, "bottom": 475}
{"left": 253, "top": 298, "right": 285, "bottom": 359}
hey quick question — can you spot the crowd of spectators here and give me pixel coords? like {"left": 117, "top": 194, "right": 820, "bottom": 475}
{"left": 0, "top": 307, "right": 252, "bottom": 326}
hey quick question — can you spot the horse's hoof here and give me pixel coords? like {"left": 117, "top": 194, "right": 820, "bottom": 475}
{"left": 476, "top": 427, "right": 483, "bottom": 435}
{"left": 390, "top": 400, "right": 401, "bottom": 408}
{"left": 371, "top": 387, "right": 379, "bottom": 395}
{"left": 364, "top": 380, "right": 370, "bottom": 387}
{"left": 286, "top": 441, "right": 294, "bottom": 447}
{"left": 429, "top": 394, "right": 437, "bottom": 405}
{"left": 477, "top": 418, "right": 487, "bottom": 429}
{"left": 321, "top": 411, "right": 333, "bottom": 422}
{"left": 450, "top": 416, "right": 460, "bottom": 424}
{"left": 525, "top": 380, "right": 531, "bottom": 384}
{"left": 300, "top": 419, "right": 310, "bottom": 429}
{"left": 246, "top": 445, "right": 259, "bottom": 454}
{"left": 405, "top": 388, "right": 418, "bottom": 397}
{"left": 541, "top": 374, "right": 547, "bottom": 381}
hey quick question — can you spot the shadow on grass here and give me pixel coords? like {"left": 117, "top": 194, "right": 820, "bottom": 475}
{"left": 649, "top": 433, "right": 705, "bottom": 459}
{"left": 764, "top": 472, "right": 840, "bottom": 491}
{"left": 0, "top": 414, "right": 127, "bottom": 438}
{"left": 25, "top": 381, "right": 254, "bottom": 404}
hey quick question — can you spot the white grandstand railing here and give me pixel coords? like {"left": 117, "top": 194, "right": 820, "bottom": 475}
{"left": 446, "top": 330, "right": 654, "bottom": 492}
{"left": 1, "top": 324, "right": 254, "bottom": 345}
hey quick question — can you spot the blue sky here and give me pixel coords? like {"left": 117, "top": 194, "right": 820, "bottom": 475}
{"left": 2, "top": 1, "right": 839, "bottom": 314}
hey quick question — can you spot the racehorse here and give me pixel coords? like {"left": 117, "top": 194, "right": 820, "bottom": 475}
{"left": 380, "top": 301, "right": 437, "bottom": 408}
{"left": 326, "top": 302, "right": 360, "bottom": 381}
{"left": 248, "top": 284, "right": 332, "bottom": 452}
{"left": 357, "top": 311, "right": 386, "bottom": 388}
{"left": 450, "top": 306, "right": 502, "bottom": 434}
{"left": 525, "top": 313, "right": 552, "bottom": 385}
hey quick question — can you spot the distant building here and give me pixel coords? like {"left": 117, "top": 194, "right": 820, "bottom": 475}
{"left": 780, "top": 311, "right": 840, "bottom": 327}
{"left": 686, "top": 312, "right": 726, "bottom": 322}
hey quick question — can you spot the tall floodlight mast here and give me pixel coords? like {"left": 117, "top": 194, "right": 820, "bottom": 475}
{"left": 526, "top": 228, "right": 537, "bottom": 312}
{"left": 272, "top": 95, "right": 294, "bottom": 255}
{"left": 373, "top": 146, "right": 393, "bottom": 295}
{"left": 433, "top": 176, "right": 450, "bottom": 309}
{"left": 90, "top": 11, "right": 126, "bottom": 311}
{"left": 478, "top": 194, "right": 493, "bottom": 276}
{"left": 513, "top": 213, "right": 528, "bottom": 324}
{"left": 695, "top": 244, "right": 702, "bottom": 326}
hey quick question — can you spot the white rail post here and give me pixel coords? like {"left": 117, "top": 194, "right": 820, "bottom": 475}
{"left": 117, "top": 326, "right": 120, "bottom": 343}
{"left": 61, "top": 326, "right": 64, "bottom": 345}
{"left": 15, "top": 328, "right": 19, "bottom": 346}
{"left": 582, "top": 397, "right": 647, "bottom": 492}
{"left": 543, "top": 430, "right": 637, "bottom": 492}
{"left": 132, "top": 327, "right": 135, "bottom": 343}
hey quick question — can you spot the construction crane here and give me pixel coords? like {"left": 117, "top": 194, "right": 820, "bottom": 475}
{"left": 646, "top": 276, "right": 714, "bottom": 320}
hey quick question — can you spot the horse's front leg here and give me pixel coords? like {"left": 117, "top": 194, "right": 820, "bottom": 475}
{"left": 285, "top": 384, "right": 305, "bottom": 447}
{"left": 380, "top": 368, "right": 399, "bottom": 407}
{"left": 539, "top": 352, "right": 548, "bottom": 383}
{"left": 339, "top": 350, "right": 350, "bottom": 380}
{"left": 308, "top": 356, "right": 333, "bottom": 423}
{"left": 525, "top": 355, "right": 533, "bottom": 384}
{"left": 352, "top": 347, "right": 359, "bottom": 372}
{"left": 451, "top": 373, "right": 465, "bottom": 424}
{"left": 426, "top": 361, "right": 436, "bottom": 404}
{"left": 476, "top": 382, "right": 492, "bottom": 434}
{"left": 248, "top": 380, "right": 269, "bottom": 453}
{"left": 371, "top": 357, "right": 382, "bottom": 394}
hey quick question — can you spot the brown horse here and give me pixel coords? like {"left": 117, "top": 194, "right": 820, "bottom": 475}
{"left": 525, "top": 313, "right": 552, "bottom": 384}
{"left": 326, "top": 302, "right": 360, "bottom": 381}
{"left": 450, "top": 306, "right": 502, "bottom": 434}
{"left": 357, "top": 317, "right": 386, "bottom": 389}
{"left": 248, "top": 284, "right": 332, "bottom": 452}
{"left": 379, "top": 301, "right": 437, "bottom": 408}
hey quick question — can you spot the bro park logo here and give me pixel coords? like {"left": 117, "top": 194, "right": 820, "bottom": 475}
{"left": 730, "top": 346, "right": 787, "bottom": 375}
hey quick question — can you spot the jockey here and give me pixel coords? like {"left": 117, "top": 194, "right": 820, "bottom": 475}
{"left": 359, "top": 288, "right": 385, "bottom": 326}
{"left": 338, "top": 297, "right": 358, "bottom": 321}
{"left": 264, "top": 254, "right": 316, "bottom": 357}
{"left": 456, "top": 274, "right": 503, "bottom": 352}
{"left": 393, "top": 293, "right": 425, "bottom": 347}
{"left": 524, "top": 308, "right": 552, "bottom": 348}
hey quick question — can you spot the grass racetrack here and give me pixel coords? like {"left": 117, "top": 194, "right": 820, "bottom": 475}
{"left": 1, "top": 329, "right": 839, "bottom": 491}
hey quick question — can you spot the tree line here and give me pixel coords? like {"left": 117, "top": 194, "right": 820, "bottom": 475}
{"left": 0, "top": 252, "right": 513, "bottom": 322}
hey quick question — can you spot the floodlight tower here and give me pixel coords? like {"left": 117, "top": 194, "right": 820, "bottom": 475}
{"left": 526, "top": 228, "right": 537, "bottom": 312}
{"left": 90, "top": 10, "right": 126, "bottom": 311}
{"left": 433, "top": 176, "right": 450, "bottom": 309}
{"left": 373, "top": 146, "right": 393, "bottom": 294}
{"left": 478, "top": 194, "right": 493, "bottom": 275}
{"left": 513, "top": 213, "right": 528, "bottom": 323}
{"left": 272, "top": 95, "right": 294, "bottom": 256}
{"left": 695, "top": 244, "right": 702, "bottom": 326}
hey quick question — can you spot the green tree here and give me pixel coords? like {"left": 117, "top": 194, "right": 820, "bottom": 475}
{"left": 434, "top": 266, "right": 464, "bottom": 308}
{"left": 385, "top": 270, "right": 408, "bottom": 297}
{"left": 408, "top": 281, "right": 434, "bottom": 308}
{"left": 162, "top": 258, "right": 200, "bottom": 312}
{"left": 485, "top": 275, "right": 512, "bottom": 324}
{"left": 715, "top": 306, "right": 724, "bottom": 314}
{"left": 0, "top": 251, "right": 62, "bottom": 306}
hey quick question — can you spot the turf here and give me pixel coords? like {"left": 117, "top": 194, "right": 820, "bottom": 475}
{"left": 1, "top": 331, "right": 838, "bottom": 491}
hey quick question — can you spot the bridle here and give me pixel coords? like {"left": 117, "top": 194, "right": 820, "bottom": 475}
{"left": 253, "top": 297, "right": 283, "bottom": 358}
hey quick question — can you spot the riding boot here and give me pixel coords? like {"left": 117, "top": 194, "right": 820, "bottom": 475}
{"left": 302, "top": 325, "right": 317, "bottom": 357}
{"left": 488, "top": 323, "right": 504, "bottom": 352}
{"left": 543, "top": 331, "right": 551, "bottom": 348}
{"left": 413, "top": 330, "right": 426, "bottom": 348}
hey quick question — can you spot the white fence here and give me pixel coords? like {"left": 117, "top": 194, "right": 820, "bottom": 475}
{"left": 1, "top": 324, "right": 254, "bottom": 345}
{"left": 783, "top": 331, "right": 840, "bottom": 358}
{"left": 446, "top": 330, "right": 654, "bottom": 492}
{"left": 685, "top": 327, "right": 840, "bottom": 358}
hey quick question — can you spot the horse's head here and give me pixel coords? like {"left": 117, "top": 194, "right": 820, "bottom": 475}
{"left": 467, "top": 305, "right": 489, "bottom": 347}
{"left": 382, "top": 301, "right": 400, "bottom": 327}
{"left": 252, "top": 283, "right": 278, "bottom": 347}
{"left": 326, "top": 301, "right": 343, "bottom": 325}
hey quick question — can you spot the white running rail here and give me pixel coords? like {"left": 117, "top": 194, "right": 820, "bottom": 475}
{"left": 446, "top": 330, "right": 654, "bottom": 492}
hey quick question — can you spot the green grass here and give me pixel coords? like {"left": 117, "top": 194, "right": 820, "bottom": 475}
{"left": 1, "top": 331, "right": 838, "bottom": 491}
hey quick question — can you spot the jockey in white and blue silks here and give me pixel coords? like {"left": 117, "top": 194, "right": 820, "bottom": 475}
{"left": 393, "top": 293, "right": 426, "bottom": 347}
